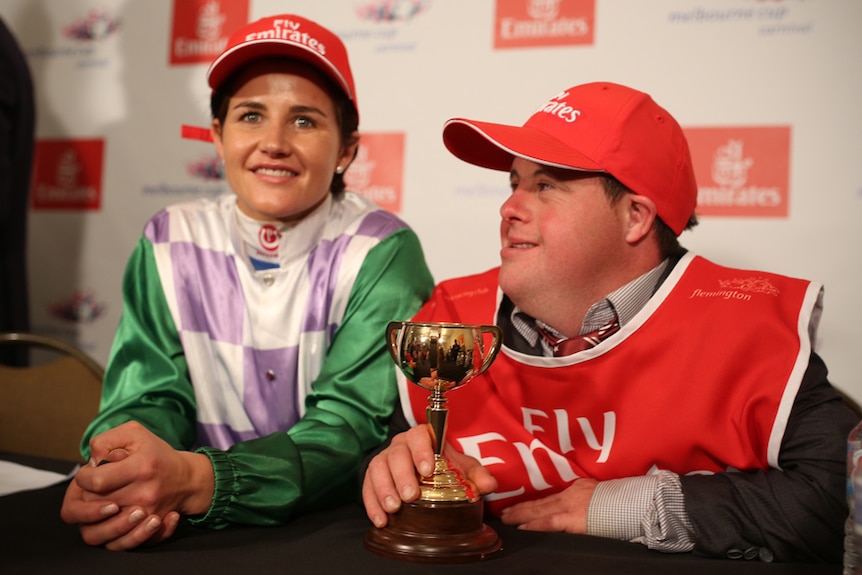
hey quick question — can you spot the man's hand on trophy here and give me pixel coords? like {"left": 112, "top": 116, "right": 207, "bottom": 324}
{"left": 444, "top": 444, "right": 498, "bottom": 497}
{"left": 362, "top": 424, "right": 498, "bottom": 528}
{"left": 363, "top": 425, "right": 434, "bottom": 527}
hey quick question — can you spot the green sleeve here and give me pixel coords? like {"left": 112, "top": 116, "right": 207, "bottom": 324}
{"left": 193, "top": 227, "right": 434, "bottom": 527}
{"left": 80, "top": 237, "right": 196, "bottom": 458}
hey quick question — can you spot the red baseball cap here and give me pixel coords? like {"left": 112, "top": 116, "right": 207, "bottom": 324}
{"left": 207, "top": 14, "right": 358, "bottom": 119}
{"left": 442, "top": 82, "right": 697, "bottom": 235}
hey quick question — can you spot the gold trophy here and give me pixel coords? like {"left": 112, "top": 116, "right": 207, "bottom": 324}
{"left": 364, "top": 321, "right": 504, "bottom": 563}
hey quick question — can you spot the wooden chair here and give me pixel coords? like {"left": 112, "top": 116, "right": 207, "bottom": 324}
{"left": 0, "top": 332, "right": 104, "bottom": 463}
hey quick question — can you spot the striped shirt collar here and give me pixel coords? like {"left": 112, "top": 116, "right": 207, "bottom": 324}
{"left": 511, "top": 259, "right": 670, "bottom": 351}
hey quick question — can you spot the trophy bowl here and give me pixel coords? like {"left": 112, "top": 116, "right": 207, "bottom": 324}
{"left": 364, "top": 321, "right": 504, "bottom": 563}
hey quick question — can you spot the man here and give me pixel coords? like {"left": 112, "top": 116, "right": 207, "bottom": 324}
{"left": 362, "top": 81, "right": 855, "bottom": 563}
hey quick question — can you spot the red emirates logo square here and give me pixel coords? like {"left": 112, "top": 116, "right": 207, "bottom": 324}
{"left": 494, "top": 0, "right": 595, "bottom": 50}
{"left": 169, "top": 0, "right": 249, "bottom": 66}
{"left": 344, "top": 133, "right": 405, "bottom": 214}
{"left": 31, "top": 139, "right": 104, "bottom": 211}
{"left": 685, "top": 126, "right": 791, "bottom": 218}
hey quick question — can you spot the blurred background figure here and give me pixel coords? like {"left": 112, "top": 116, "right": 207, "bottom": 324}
{"left": 0, "top": 17, "right": 35, "bottom": 366}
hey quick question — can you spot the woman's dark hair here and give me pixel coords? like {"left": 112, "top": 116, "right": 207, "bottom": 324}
{"left": 599, "top": 174, "right": 698, "bottom": 258}
{"left": 210, "top": 59, "right": 359, "bottom": 196}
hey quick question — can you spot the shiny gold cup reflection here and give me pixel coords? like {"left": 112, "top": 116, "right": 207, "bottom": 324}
{"left": 365, "top": 321, "right": 504, "bottom": 563}
{"left": 386, "top": 321, "right": 502, "bottom": 502}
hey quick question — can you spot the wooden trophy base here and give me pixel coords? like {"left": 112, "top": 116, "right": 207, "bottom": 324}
{"left": 364, "top": 497, "right": 503, "bottom": 563}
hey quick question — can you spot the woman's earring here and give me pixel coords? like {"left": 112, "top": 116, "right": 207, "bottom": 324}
{"left": 335, "top": 166, "right": 345, "bottom": 174}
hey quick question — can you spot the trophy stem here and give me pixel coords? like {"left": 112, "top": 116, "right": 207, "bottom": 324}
{"left": 426, "top": 387, "right": 448, "bottom": 457}
{"left": 422, "top": 388, "right": 474, "bottom": 501}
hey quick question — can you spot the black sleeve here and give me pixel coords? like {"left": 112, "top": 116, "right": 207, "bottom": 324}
{"left": 0, "top": 18, "right": 35, "bottom": 366}
{"left": 680, "top": 352, "right": 857, "bottom": 563}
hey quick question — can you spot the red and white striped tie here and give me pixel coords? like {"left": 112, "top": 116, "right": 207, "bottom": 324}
{"left": 538, "top": 317, "right": 620, "bottom": 357}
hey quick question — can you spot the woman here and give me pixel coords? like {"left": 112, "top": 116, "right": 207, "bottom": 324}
{"left": 60, "top": 14, "right": 433, "bottom": 551}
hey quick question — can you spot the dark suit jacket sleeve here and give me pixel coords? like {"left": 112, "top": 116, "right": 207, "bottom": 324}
{"left": 0, "top": 18, "right": 35, "bottom": 365}
{"left": 680, "top": 352, "right": 857, "bottom": 563}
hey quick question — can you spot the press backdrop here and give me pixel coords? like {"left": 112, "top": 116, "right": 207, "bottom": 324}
{"left": 1, "top": 0, "right": 860, "bottom": 401}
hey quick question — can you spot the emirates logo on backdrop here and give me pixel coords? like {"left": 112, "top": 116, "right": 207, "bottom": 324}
{"left": 685, "top": 126, "right": 791, "bottom": 218}
{"left": 170, "top": 0, "right": 249, "bottom": 65}
{"left": 494, "top": 0, "right": 594, "bottom": 49}
{"left": 344, "top": 133, "right": 405, "bottom": 214}
{"left": 31, "top": 139, "right": 104, "bottom": 211}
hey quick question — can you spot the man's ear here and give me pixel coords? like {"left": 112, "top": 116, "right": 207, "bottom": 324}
{"left": 624, "top": 194, "right": 658, "bottom": 244}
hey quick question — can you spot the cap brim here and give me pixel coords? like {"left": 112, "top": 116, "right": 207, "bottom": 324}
{"left": 442, "top": 119, "right": 605, "bottom": 173}
{"left": 207, "top": 40, "right": 354, "bottom": 101}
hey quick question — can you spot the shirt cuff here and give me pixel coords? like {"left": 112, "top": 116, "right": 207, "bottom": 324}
{"left": 587, "top": 474, "right": 658, "bottom": 541}
{"left": 187, "top": 446, "right": 235, "bottom": 528}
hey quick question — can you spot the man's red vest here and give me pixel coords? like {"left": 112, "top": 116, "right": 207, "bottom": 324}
{"left": 400, "top": 253, "right": 822, "bottom": 515}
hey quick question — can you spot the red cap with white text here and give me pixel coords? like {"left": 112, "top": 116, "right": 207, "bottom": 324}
{"left": 207, "top": 14, "right": 357, "bottom": 118}
{"left": 442, "top": 82, "right": 697, "bottom": 235}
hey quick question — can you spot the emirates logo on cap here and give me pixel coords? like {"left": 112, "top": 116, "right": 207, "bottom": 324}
{"left": 536, "top": 90, "right": 581, "bottom": 123}
{"left": 245, "top": 18, "right": 327, "bottom": 56}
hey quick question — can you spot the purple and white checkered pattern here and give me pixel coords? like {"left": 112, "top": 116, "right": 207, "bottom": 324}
{"left": 144, "top": 192, "right": 405, "bottom": 449}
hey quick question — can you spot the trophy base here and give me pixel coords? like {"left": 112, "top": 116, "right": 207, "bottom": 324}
{"left": 364, "top": 498, "right": 502, "bottom": 563}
